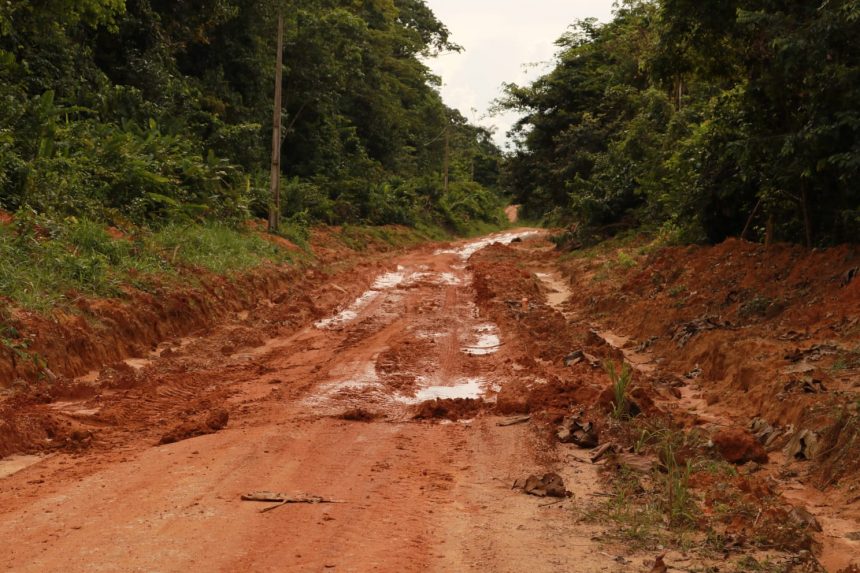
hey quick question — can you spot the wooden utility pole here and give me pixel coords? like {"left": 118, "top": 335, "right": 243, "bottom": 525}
{"left": 442, "top": 122, "right": 450, "bottom": 193}
{"left": 268, "top": 11, "right": 284, "bottom": 233}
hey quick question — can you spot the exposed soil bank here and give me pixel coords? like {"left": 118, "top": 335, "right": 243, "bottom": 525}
{"left": 0, "top": 225, "right": 446, "bottom": 458}
{"left": 0, "top": 226, "right": 431, "bottom": 386}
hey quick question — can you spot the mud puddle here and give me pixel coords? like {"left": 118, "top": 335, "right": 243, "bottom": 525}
{"left": 462, "top": 324, "right": 501, "bottom": 356}
{"left": 399, "top": 377, "right": 487, "bottom": 403}
{"left": 47, "top": 401, "right": 102, "bottom": 417}
{"left": 434, "top": 230, "right": 540, "bottom": 260}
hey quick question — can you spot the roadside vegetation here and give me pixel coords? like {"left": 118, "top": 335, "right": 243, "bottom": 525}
{"left": 501, "top": 0, "right": 860, "bottom": 247}
{"left": 0, "top": 212, "right": 303, "bottom": 308}
{"left": 0, "top": 0, "right": 509, "bottom": 315}
{"left": 0, "top": 1, "right": 506, "bottom": 232}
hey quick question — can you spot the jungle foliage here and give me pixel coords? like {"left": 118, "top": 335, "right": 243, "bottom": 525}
{"left": 0, "top": 0, "right": 505, "bottom": 231}
{"left": 501, "top": 0, "right": 860, "bottom": 246}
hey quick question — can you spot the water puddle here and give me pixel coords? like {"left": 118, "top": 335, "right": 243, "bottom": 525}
{"left": 124, "top": 357, "right": 152, "bottom": 370}
{"left": 402, "top": 271, "right": 463, "bottom": 287}
{"left": 591, "top": 329, "right": 658, "bottom": 374}
{"left": 463, "top": 324, "right": 501, "bottom": 356}
{"left": 48, "top": 401, "right": 101, "bottom": 417}
{"left": 314, "top": 291, "right": 379, "bottom": 329}
{"left": 437, "top": 272, "right": 462, "bottom": 286}
{"left": 415, "top": 330, "right": 445, "bottom": 341}
{"left": 536, "top": 271, "right": 572, "bottom": 310}
{"left": 315, "top": 266, "right": 410, "bottom": 329}
{"left": 306, "top": 363, "right": 383, "bottom": 404}
{"left": 398, "top": 377, "right": 485, "bottom": 403}
{"left": 371, "top": 267, "right": 408, "bottom": 289}
{"left": 434, "top": 230, "right": 539, "bottom": 260}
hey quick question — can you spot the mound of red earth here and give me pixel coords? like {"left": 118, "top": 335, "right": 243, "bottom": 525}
{"left": 713, "top": 427, "right": 769, "bottom": 464}
{"left": 557, "top": 237, "right": 860, "bottom": 487}
{"left": 469, "top": 236, "right": 859, "bottom": 570}
{"left": 159, "top": 409, "right": 229, "bottom": 445}
{"left": 412, "top": 398, "right": 485, "bottom": 421}
{"left": 338, "top": 408, "right": 380, "bottom": 422}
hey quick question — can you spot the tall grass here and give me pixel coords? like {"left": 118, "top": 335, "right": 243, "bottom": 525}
{"left": 151, "top": 222, "right": 292, "bottom": 274}
{"left": 0, "top": 216, "right": 294, "bottom": 312}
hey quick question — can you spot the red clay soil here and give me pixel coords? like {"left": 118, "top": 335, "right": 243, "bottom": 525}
{"left": 465, "top": 237, "right": 859, "bottom": 570}
{"left": 0, "top": 229, "right": 637, "bottom": 573}
{"left": 556, "top": 238, "right": 860, "bottom": 483}
{"left": 713, "top": 427, "right": 769, "bottom": 464}
{"left": 0, "top": 226, "right": 432, "bottom": 459}
{"left": 545, "top": 237, "right": 860, "bottom": 569}
{"left": 0, "top": 229, "right": 857, "bottom": 572}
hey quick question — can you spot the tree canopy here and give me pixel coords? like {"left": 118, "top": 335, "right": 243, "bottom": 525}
{"left": 0, "top": 0, "right": 504, "bottom": 232}
{"left": 501, "top": 0, "right": 860, "bottom": 246}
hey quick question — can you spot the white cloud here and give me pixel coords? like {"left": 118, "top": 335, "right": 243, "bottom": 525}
{"left": 423, "top": 0, "right": 616, "bottom": 148}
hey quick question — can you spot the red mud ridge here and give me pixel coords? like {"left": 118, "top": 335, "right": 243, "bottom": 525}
{"left": 159, "top": 409, "right": 229, "bottom": 445}
{"left": 0, "top": 226, "right": 421, "bottom": 459}
{"left": 557, "top": 237, "right": 860, "bottom": 488}
{"left": 412, "top": 398, "right": 485, "bottom": 421}
{"left": 468, "top": 239, "right": 859, "bottom": 568}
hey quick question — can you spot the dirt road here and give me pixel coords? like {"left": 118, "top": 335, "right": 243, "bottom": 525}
{"left": 0, "top": 230, "right": 619, "bottom": 573}
{"left": 3, "top": 229, "right": 857, "bottom": 572}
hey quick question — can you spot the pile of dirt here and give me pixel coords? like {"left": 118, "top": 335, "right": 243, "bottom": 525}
{"left": 468, "top": 243, "right": 652, "bottom": 422}
{"left": 0, "top": 404, "right": 63, "bottom": 458}
{"left": 497, "top": 375, "right": 600, "bottom": 416}
{"left": 512, "top": 472, "right": 569, "bottom": 498}
{"left": 0, "top": 400, "right": 96, "bottom": 458}
{"left": 159, "top": 409, "right": 229, "bottom": 445}
{"left": 412, "top": 398, "right": 485, "bottom": 421}
{"left": 712, "top": 427, "right": 769, "bottom": 464}
{"left": 338, "top": 408, "right": 380, "bottom": 422}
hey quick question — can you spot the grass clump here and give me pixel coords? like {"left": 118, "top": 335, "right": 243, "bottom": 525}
{"left": 150, "top": 222, "right": 291, "bottom": 274}
{"left": 605, "top": 360, "right": 633, "bottom": 419}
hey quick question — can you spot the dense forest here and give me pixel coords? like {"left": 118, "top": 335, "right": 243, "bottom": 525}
{"left": 2, "top": 0, "right": 858, "bottom": 248}
{"left": 0, "top": 0, "right": 504, "bottom": 233}
{"left": 502, "top": 0, "right": 860, "bottom": 246}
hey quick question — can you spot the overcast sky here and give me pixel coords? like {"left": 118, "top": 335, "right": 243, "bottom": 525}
{"left": 423, "top": 0, "right": 616, "bottom": 149}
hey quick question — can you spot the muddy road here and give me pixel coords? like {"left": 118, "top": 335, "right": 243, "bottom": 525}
{"left": 0, "top": 230, "right": 616, "bottom": 572}
{"left": 2, "top": 229, "right": 858, "bottom": 572}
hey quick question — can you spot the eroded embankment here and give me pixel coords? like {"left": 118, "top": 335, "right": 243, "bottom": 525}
{"left": 0, "top": 225, "right": 438, "bottom": 458}
{"left": 559, "top": 238, "right": 860, "bottom": 485}
{"left": 466, "top": 238, "right": 860, "bottom": 572}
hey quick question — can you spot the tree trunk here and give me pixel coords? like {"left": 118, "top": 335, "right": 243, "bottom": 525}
{"left": 801, "top": 184, "right": 813, "bottom": 248}
{"left": 268, "top": 12, "right": 284, "bottom": 233}
{"left": 741, "top": 198, "right": 762, "bottom": 241}
{"left": 442, "top": 122, "right": 450, "bottom": 193}
{"left": 765, "top": 213, "right": 775, "bottom": 248}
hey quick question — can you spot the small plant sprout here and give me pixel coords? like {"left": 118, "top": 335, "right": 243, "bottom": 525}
{"left": 605, "top": 360, "right": 633, "bottom": 420}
